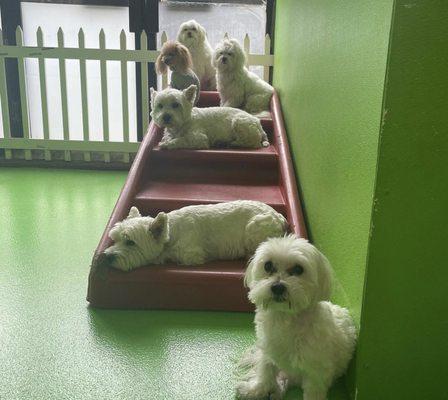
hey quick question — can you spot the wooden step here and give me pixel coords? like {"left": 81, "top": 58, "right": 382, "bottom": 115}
{"left": 146, "top": 145, "right": 279, "bottom": 184}
{"left": 88, "top": 260, "right": 250, "bottom": 311}
{"left": 134, "top": 180, "right": 286, "bottom": 215}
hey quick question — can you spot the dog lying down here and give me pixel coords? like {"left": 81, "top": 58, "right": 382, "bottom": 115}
{"left": 94, "top": 200, "right": 287, "bottom": 272}
{"left": 150, "top": 85, "right": 269, "bottom": 150}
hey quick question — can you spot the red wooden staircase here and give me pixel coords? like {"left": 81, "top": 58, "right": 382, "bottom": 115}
{"left": 87, "top": 91, "right": 307, "bottom": 312}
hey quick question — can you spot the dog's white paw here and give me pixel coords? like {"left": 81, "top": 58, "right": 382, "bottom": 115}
{"left": 159, "top": 140, "right": 177, "bottom": 149}
{"left": 236, "top": 379, "right": 281, "bottom": 400}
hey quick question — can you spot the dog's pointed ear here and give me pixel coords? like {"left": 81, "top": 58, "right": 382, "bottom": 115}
{"left": 230, "top": 39, "right": 246, "bottom": 67}
{"left": 183, "top": 85, "right": 197, "bottom": 105}
{"left": 198, "top": 24, "right": 206, "bottom": 42}
{"left": 148, "top": 212, "right": 169, "bottom": 243}
{"left": 150, "top": 87, "right": 157, "bottom": 109}
{"left": 127, "top": 206, "right": 141, "bottom": 219}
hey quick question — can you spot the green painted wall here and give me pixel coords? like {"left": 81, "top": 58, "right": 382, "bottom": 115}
{"left": 356, "top": 1, "right": 448, "bottom": 399}
{"left": 273, "top": 0, "right": 393, "bottom": 323}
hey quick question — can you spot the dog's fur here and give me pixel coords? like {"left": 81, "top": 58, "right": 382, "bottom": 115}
{"left": 150, "top": 85, "right": 269, "bottom": 150}
{"left": 155, "top": 40, "right": 201, "bottom": 105}
{"left": 96, "top": 201, "right": 287, "bottom": 271}
{"left": 177, "top": 20, "right": 216, "bottom": 91}
{"left": 214, "top": 39, "right": 274, "bottom": 114}
{"left": 237, "top": 235, "right": 357, "bottom": 400}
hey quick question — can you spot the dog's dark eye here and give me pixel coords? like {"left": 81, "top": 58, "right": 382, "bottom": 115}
{"left": 191, "top": 27, "right": 197, "bottom": 31}
{"left": 157, "top": 104, "right": 163, "bottom": 109}
{"left": 125, "top": 239, "right": 135, "bottom": 246}
{"left": 172, "top": 102, "right": 180, "bottom": 109}
{"left": 264, "top": 261, "right": 275, "bottom": 274}
{"left": 289, "top": 265, "right": 304, "bottom": 276}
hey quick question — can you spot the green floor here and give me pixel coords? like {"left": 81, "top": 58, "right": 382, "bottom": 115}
{"left": 0, "top": 168, "right": 349, "bottom": 400}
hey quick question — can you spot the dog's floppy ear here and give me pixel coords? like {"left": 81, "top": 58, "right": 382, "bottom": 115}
{"left": 230, "top": 39, "right": 246, "bottom": 68}
{"left": 155, "top": 53, "right": 167, "bottom": 75}
{"left": 183, "top": 84, "right": 197, "bottom": 105}
{"left": 150, "top": 87, "right": 157, "bottom": 109}
{"left": 314, "top": 249, "right": 333, "bottom": 301}
{"left": 244, "top": 257, "right": 256, "bottom": 288}
{"left": 149, "top": 212, "right": 169, "bottom": 243}
{"left": 197, "top": 23, "right": 206, "bottom": 42}
{"left": 127, "top": 206, "right": 141, "bottom": 219}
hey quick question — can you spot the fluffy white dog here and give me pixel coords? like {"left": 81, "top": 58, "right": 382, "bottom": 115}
{"left": 96, "top": 201, "right": 287, "bottom": 271}
{"left": 237, "top": 235, "right": 357, "bottom": 400}
{"left": 150, "top": 85, "right": 269, "bottom": 150}
{"left": 214, "top": 39, "right": 274, "bottom": 114}
{"left": 177, "top": 20, "right": 216, "bottom": 91}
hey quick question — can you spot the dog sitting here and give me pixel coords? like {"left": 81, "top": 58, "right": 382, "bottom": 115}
{"left": 237, "top": 235, "right": 357, "bottom": 400}
{"left": 214, "top": 38, "right": 274, "bottom": 114}
{"left": 177, "top": 19, "right": 216, "bottom": 91}
{"left": 150, "top": 85, "right": 269, "bottom": 150}
{"left": 94, "top": 201, "right": 287, "bottom": 271}
{"left": 155, "top": 40, "right": 201, "bottom": 105}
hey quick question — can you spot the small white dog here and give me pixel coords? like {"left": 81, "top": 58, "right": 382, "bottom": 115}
{"left": 177, "top": 19, "right": 216, "bottom": 91}
{"left": 214, "top": 39, "right": 274, "bottom": 114}
{"left": 96, "top": 201, "right": 287, "bottom": 271}
{"left": 150, "top": 85, "right": 269, "bottom": 150}
{"left": 237, "top": 235, "right": 357, "bottom": 400}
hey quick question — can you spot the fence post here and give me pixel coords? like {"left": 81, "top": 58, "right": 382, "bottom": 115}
{"left": 264, "top": 34, "right": 271, "bottom": 82}
{"left": 78, "top": 28, "right": 91, "bottom": 162}
{"left": 244, "top": 34, "right": 250, "bottom": 67}
{"left": 160, "top": 31, "right": 168, "bottom": 90}
{"left": 15, "top": 26, "right": 31, "bottom": 160}
{"left": 120, "top": 29, "right": 130, "bottom": 163}
{"left": 37, "top": 27, "right": 51, "bottom": 161}
{"left": 99, "top": 29, "right": 110, "bottom": 163}
{"left": 57, "top": 27, "right": 70, "bottom": 161}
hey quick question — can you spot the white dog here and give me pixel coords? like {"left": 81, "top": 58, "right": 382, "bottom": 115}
{"left": 214, "top": 39, "right": 274, "bottom": 114}
{"left": 95, "top": 201, "right": 287, "bottom": 271}
{"left": 150, "top": 85, "right": 269, "bottom": 150}
{"left": 177, "top": 20, "right": 216, "bottom": 91}
{"left": 237, "top": 235, "right": 357, "bottom": 400}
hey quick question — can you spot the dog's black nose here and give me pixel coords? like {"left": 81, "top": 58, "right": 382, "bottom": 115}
{"left": 163, "top": 114, "right": 172, "bottom": 123}
{"left": 222, "top": 57, "right": 227, "bottom": 64}
{"left": 271, "top": 282, "right": 286, "bottom": 296}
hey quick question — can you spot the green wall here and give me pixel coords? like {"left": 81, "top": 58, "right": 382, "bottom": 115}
{"left": 356, "top": 1, "right": 448, "bottom": 398}
{"left": 273, "top": 0, "right": 394, "bottom": 322}
{"left": 274, "top": 0, "right": 448, "bottom": 399}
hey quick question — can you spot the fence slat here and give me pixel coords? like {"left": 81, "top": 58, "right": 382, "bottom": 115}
{"left": 78, "top": 28, "right": 90, "bottom": 162}
{"left": 119, "top": 30, "right": 130, "bottom": 163}
{"left": 57, "top": 28, "right": 70, "bottom": 161}
{"left": 160, "top": 31, "right": 168, "bottom": 90}
{"left": 244, "top": 34, "right": 250, "bottom": 67}
{"left": 37, "top": 27, "right": 51, "bottom": 161}
{"left": 263, "top": 34, "right": 271, "bottom": 82}
{"left": 16, "top": 27, "right": 31, "bottom": 160}
{"left": 0, "top": 30, "right": 12, "bottom": 159}
{"left": 0, "top": 30, "right": 274, "bottom": 164}
{"left": 99, "top": 29, "right": 110, "bottom": 162}
{"left": 140, "top": 31, "right": 149, "bottom": 136}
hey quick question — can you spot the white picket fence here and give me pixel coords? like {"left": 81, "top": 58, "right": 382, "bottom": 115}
{"left": 0, "top": 27, "right": 273, "bottom": 165}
